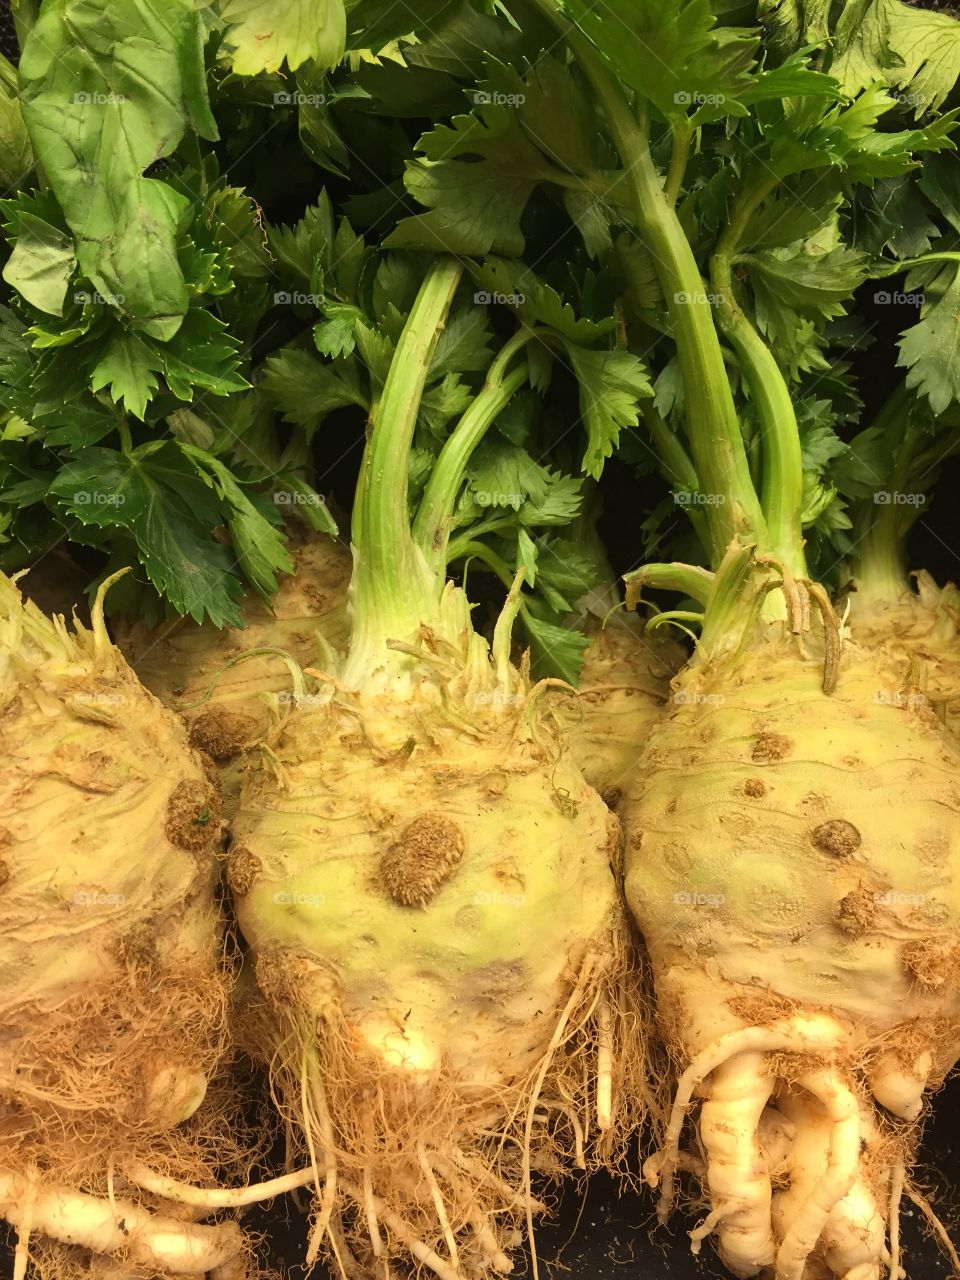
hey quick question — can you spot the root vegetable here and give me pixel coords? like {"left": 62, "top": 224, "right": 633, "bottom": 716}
{"left": 228, "top": 260, "right": 647, "bottom": 1278}
{"left": 115, "top": 532, "right": 351, "bottom": 814}
{"left": 847, "top": 571, "right": 960, "bottom": 740}
{"left": 624, "top": 617, "right": 960, "bottom": 1280}
{"left": 570, "top": 608, "right": 683, "bottom": 805}
{"left": 0, "top": 571, "right": 245, "bottom": 1276}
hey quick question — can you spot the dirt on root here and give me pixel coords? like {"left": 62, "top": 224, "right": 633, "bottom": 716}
{"left": 811, "top": 819, "right": 862, "bottom": 858}
{"left": 378, "top": 812, "right": 466, "bottom": 907}
{"left": 189, "top": 707, "right": 260, "bottom": 760}
{"left": 164, "top": 778, "right": 223, "bottom": 854}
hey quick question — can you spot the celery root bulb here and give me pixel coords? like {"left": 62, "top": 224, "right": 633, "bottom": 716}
{"left": 848, "top": 571, "right": 960, "bottom": 740}
{"left": 115, "top": 532, "right": 351, "bottom": 811}
{"left": 624, "top": 633, "right": 960, "bottom": 1280}
{"left": 229, "top": 621, "right": 642, "bottom": 1277}
{"left": 570, "top": 612, "right": 684, "bottom": 804}
{"left": 0, "top": 574, "right": 246, "bottom": 1277}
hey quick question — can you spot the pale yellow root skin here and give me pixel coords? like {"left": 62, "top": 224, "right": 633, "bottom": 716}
{"left": 231, "top": 673, "right": 636, "bottom": 1278}
{"left": 625, "top": 632, "right": 960, "bottom": 1280}
{"left": 568, "top": 612, "right": 683, "bottom": 802}
{"left": 0, "top": 578, "right": 243, "bottom": 1278}
{"left": 0, "top": 1169, "right": 243, "bottom": 1273}
{"left": 848, "top": 572, "right": 960, "bottom": 741}
{"left": 114, "top": 533, "right": 351, "bottom": 814}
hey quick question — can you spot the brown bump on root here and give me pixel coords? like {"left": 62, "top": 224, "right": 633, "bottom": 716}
{"left": 0, "top": 859, "right": 8, "bottom": 889}
{"left": 601, "top": 786, "right": 623, "bottom": 811}
{"left": 901, "top": 941, "right": 960, "bottom": 990}
{"left": 255, "top": 949, "right": 327, "bottom": 1016}
{"left": 836, "top": 887, "right": 878, "bottom": 936}
{"left": 379, "top": 813, "right": 465, "bottom": 907}
{"left": 226, "top": 844, "right": 262, "bottom": 897}
{"left": 189, "top": 707, "right": 259, "bottom": 761}
{"left": 116, "top": 924, "right": 160, "bottom": 968}
{"left": 811, "top": 819, "right": 862, "bottom": 858}
{"left": 165, "top": 778, "right": 222, "bottom": 853}
{"left": 751, "top": 733, "right": 793, "bottom": 763}
{"left": 744, "top": 778, "right": 766, "bottom": 798}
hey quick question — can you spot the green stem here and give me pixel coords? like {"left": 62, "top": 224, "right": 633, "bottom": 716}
{"left": 345, "top": 258, "right": 462, "bottom": 678}
{"left": 624, "top": 561, "right": 713, "bottom": 608}
{"left": 641, "top": 401, "right": 698, "bottom": 491}
{"left": 709, "top": 177, "right": 807, "bottom": 578}
{"left": 853, "top": 384, "right": 917, "bottom": 606}
{"left": 413, "top": 332, "right": 532, "bottom": 572}
{"left": 664, "top": 122, "right": 693, "bottom": 206}
{"left": 530, "top": 5, "right": 765, "bottom": 564}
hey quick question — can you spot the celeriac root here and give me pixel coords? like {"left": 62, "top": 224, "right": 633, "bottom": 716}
{"left": 0, "top": 574, "right": 248, "bottom": 1278}
{"left": 230, "top": 593, "right": 653, "bottom": 1277}
{"left": 568, "top": 609, "right": 683, "bottom": 805}
{"left": 0, "top": 1169, "right": 243, "bottom": 1273}
{"left": 114, "top": 532, "right": 351, "bottom": 817}
{"left": 625, "top": 630, "right": 960, "bottom": 1280}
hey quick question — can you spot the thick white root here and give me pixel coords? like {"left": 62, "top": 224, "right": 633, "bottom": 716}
{"left": 694, "top": 1053, "right": 775, "bottom": 1275}
{"left": 0, "top": 1167, "right": 242, "bottom": 1274}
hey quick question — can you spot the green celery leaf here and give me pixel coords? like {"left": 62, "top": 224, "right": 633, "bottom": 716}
{"left": 387, "top": 108, "right": 541, "bottom": 256}
{"left": 49, "top": 442, "right": 245, "bottom": 625}
{"left": 183, "top": 445, "right": 293, "bottom": 598}
{"left": 218, "top": 0, "right": 346, "bottom": 75}
{"left": 19, "top": 0, "right": 218, "bottom": 341}
{"left": 520, "top": 607, "right": 590, "bottom": 684}
{"left": 262, "top": 347, "right": 368, "bottom": 434}
{"left": 562, "top": 342, "right": 653, "bottom": 479}
{"left": 832, "top": 0, "right": 960, "bottom": 117}
{"left": 89, "top": 329, "right": 164, "bottom": 420}
{"left": 897, "top": 264, "right": 960, "bottom": 415}
{"left": 2, "top": 212, "right": 76, "bottom": 317}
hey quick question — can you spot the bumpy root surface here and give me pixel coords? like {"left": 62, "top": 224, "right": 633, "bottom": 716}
{"left": 238, "top": 933, "right": 649, "bottom": 1280}
{"left": 568, "top": 612, "right": 684, "bottom": 805}
{"left": 0, "top": 575, "right": 251, "bottom": 1277}
{"left": 625, "top": 633, "right": 960, "bottom": 1280}
{"left": 848, "top": 572, "right": 960, "bottom": 741}
{"left": 113, "top": 532, "right": 351, "bottom": 818}
{"left": 231, "top": 654, "right": 653, "bottom": 1278}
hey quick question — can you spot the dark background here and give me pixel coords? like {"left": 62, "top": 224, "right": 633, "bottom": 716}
{"left": 0, "top": 3, "right": 957, "bottom": 1277}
